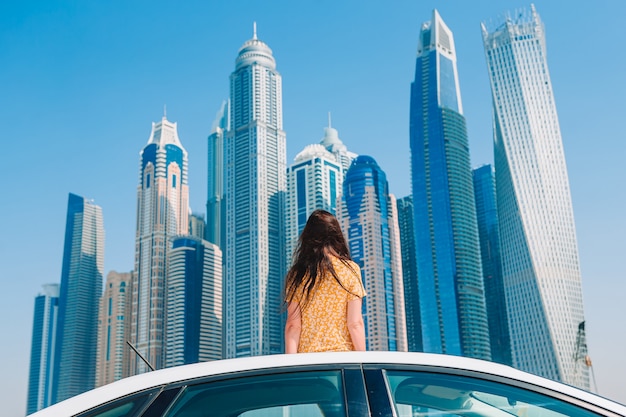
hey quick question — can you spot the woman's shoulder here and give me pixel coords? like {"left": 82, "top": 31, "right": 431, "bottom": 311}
{"left": 330, "top": 256, "right": 360, "bottom": 272}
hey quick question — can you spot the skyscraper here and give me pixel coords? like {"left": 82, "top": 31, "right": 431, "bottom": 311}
{"left": 286, "top": 140, "right": 343, "bottom": 261}
{"left": 473, "top": 165, "right": 512, "bottom": 366}
{"left": 165, "top": 236, "right": 222, "bottom": 366}
{"left": 206, "top": 100, "right": 229, "bottom": 248}
{"left": 53, "top": 193, "right": 104, "bottom": 403}
{"left": 224, "top": 25, "right": 286, "bottom": 357}
{"left": 396, "top": 195, "right": 422, "bottom": 352}
{"left": 26, "top": 284, "right": 59, "bottom": 415}
{"left": 132, "top": 115, "right": 189, "bottom": 372}
{"left": 339, "top": 156, "right": 407, "bottom": 351}
{"left": 482, "top": 6, "right": 588, "bottom": 388}
{"left": 189, "top": 213, "right": 206, "bottom": 240}
{"left": 95, "top": 271, "right": 132, "bottom": 387}
{"left": 319, "top": 116, "right": 357, "bottom": 175}
{"left": 409, "top": 10, "right": 491, "bottom": 360}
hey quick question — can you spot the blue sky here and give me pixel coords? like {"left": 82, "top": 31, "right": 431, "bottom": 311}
{"left": 1, "top": 1, "right": 625, "bottom": 415}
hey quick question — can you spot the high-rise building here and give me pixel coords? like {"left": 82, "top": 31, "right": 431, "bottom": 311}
{"left": 53, "top": 193, "right": 104, "bottom": 402}
{"left": 339, "top": 156, "right": 407, "bottom": 352}
{"left": 132, "top": 115, "right": 189, "bottom": 373}
{"left": 473, "top": 165, "right": 512, "bottom": 366}
{"left": 286, "top": 141, "right": 343, "bottom": 261}
{"left": 224, "top": 25, "right": 286, "bottom": 357}
{"left": 165, "top": 236, "right": 223, "bottom": 366}
{"left": 95, "top": 271, "right": 132, "bottom": 387}
{"left": 26, "top": 284, "right": 59, "bottom": 415}
{"left": 319, "top": 115, "right": 357, "bottom": 175}
{"left": 482, "top": 6, "right": 588, "bottom": 388}
{"left": 396, "top": 195, "right": 422, "bottom": 352}
{"left": 189, "top": 213, "right": 206, "bottom": 240}
{"left": 206, "top": 100, "right": 229, "bottom": 248}
{"left": 409, "top": 10, "right": 491, "bottom": 360}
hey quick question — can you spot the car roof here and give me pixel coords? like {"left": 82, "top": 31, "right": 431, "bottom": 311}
{"left": 33, "top": 351, "right": 626, "bottom": 416}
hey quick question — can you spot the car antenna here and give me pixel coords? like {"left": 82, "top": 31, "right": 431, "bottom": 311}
{"left": 126, "top": 340, "right": 156, "bottom": 372}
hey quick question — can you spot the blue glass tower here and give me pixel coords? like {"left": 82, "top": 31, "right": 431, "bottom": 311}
{"left": 206, "top": 100, "right": 229, "bottom": 248}
{"left": 165, "top": 236, "right": 222, "bottom": 366}
{"left": 396, "top": 195, "right": 422, "bottom": 352}
{"left": 52, "top": 193, "right": 104, "bottom": 403}
{"left": 409, "top": 10, "right": 490, "bottom": 359}
{"left": 26, "top": 284, "right": 59, "bottom": 415}
{"left": 473, "top": 165, "right": 512, "bottom": 366}
{"left": 340, "top": 156, "right": 407, "bottom": 351}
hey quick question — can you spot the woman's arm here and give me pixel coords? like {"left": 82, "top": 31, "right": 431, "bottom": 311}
{"left": 347, "top": 298, "right": 366, "bottom": 351}
{"left": 285, "top": 302, "right": 302, "bottom": 353}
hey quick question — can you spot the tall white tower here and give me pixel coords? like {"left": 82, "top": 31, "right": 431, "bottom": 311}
{"left": 224, "top": 25, "right": 287, "bottom": 357}
{"left": 132, "top": 115, "right": 189, "bottom": 372}
{"left": 482, "top": 5, "right": 589, "bottom": 389}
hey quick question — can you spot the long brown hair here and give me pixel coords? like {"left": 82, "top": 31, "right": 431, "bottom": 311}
{"left": 283, "top": 209, "right": 357, "bottom": 311}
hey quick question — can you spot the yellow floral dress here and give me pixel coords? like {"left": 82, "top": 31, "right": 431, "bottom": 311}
{"left": 292, "top": 257, "right": 366, "bottom": 352}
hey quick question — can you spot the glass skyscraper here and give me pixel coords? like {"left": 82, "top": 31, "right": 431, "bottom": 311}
{"left": 224, "top": 26, "right": 286, "bottom": 357}
{"left": 165, "top": 236, "right": 222, "bottom": 366}
{"left": 285, "top": 125, "right": 346, "bottom": 261}
{"left": 482, "top": 6, "right": 589, "bottom": 388}
{"left": 396, "top": 195, "right": 422, "bottom": 352}
{"left": 409, "top": 10, "right": 491, "bottom": 360}
{"left": 26, "top": 284, "right": 59, "bottom": 415}
{"left": 473, "top": 165, "right": 512, "bottom": 366}
{"left": 132, "top": 115, "right": 189, "bottom": 373}
{"left": 95, "top": 271, "right": 132, "bottom": 387}
{"left": 53, "top": 193, "right": 104, "bottom": 403}
{"left": 206, "top": 100, "right": 229, "bottom": 248}
{"left": 339, "top": 156, "right": 407, "bottom": 352}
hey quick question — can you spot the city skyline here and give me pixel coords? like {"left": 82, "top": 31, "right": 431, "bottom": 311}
{"left": 2, "top": 1, "right": 625, "bottom": 415}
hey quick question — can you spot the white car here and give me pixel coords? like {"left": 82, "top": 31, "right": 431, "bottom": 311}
{"left": 31, "top": 351, "right": 626, "bottom": 417}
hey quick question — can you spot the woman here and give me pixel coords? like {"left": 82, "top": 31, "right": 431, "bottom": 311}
{"left": 283, "top": 209, "right": 366, "bottom": 353}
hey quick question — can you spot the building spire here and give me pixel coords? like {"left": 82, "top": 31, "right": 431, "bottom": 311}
{"left": 253, "top": 21, "right": 257, "bottom": 40}
{"left": 328, "top": 112, "right": 332, "bottom": 128}
{"left": 163, "top": 104, "right": 167, "bottom": 119}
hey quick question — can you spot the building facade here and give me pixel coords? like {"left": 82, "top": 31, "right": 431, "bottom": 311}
{"left": 339, "top": 155, "right": 407, "bottom": 352}
{"left": 95, "top": 271, "right": 133, "bottom": 387}
{"left": 52, "top": 193, "right": 104, "bottom": 403}
{"left": 224, "top": 26, "right": 286, "bottom": 357}
{"left": 473, "top": 165, "right": 512, "bottom": 366}
{"left": 286, "top": 142, "right": 343, "bottom": 261}
{"left": 189, "top": 213, "right": 206, "bottom": 240}
{"left": 165, "top": 236, "right": 223, "bottom": 366}
{"left": 132, "top": 115, "right": 189, "bottom": 373}
{"left": 409, "top": 10, "right": 491, "bottom": 360}
{"left": 482, "top": 6, "right": 589, "bottom": 388}
{"left": 396, "top": 195, "right": 422, "bottom": 352}
{"left": 26, "top": 284, "right": 59, "bottom": 415}
{"left": 206, "top": 100, "right": 229, "bottom": 248}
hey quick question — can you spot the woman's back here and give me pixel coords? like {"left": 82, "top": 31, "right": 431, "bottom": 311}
{"left": 294, "top": 257, "right": 364, "bottom": 352}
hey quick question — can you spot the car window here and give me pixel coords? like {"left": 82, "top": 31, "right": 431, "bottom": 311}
{"left": 384, "top": 370, "right": 602, "bottom": 417}
{"left": 75, "top": 390, "right": 158, "bottom": 417}
{"left": 163, "top": 370, "right": 346, "bottom": 417}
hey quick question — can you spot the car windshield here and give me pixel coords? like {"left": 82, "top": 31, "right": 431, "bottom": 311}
{"left": 384, "top": 370, "right": 602, "bottom": 417}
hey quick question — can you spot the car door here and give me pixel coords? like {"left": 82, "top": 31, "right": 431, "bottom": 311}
{"left": 70, "top": 364, "right": 370, "bottom": 417}
{"left": 362, "top": 364, "right": 625, "bottom": 417}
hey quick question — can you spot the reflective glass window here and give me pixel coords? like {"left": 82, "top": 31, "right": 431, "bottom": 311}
{"left": 165, "top": 370, "right": 346, "bottom": 417}
{"left": 385, "top": 370, "right": 601, "bottom": 417}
